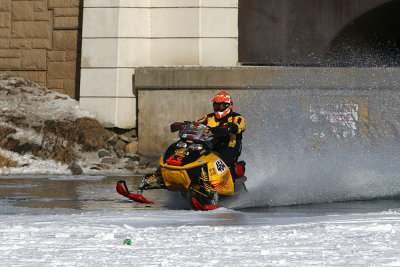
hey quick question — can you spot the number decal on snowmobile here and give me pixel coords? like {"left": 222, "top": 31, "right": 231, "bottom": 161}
{"left": 213, "top": 159, "right": 227, "bottom": 174}
{"left": 166, "top": 155, "right": 183, "bottom": 165}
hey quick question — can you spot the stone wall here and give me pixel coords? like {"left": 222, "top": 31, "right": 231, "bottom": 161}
{"left": 0, "top": 0, "right": 81, "bottom": 98}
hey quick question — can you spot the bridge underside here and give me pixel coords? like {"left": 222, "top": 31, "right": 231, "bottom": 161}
{"left": 239, "top": 0, "right": 400, "bottom": 67}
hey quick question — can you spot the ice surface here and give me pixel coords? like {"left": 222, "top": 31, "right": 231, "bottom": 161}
{"left": 1, "top": 207, "right": 400, "bottom": 266}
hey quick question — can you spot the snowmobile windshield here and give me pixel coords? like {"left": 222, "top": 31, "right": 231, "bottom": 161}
{"left": 179, "top": 123, "right": 213, "bottom": 143}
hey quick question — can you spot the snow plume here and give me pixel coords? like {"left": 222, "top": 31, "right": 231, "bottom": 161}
{"left": 234, "top": 89, "right": 400, "bottom": 208}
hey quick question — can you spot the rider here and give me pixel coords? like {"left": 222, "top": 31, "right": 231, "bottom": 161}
{"left": 197, "top": 91, "right": 246, "bottom": 177}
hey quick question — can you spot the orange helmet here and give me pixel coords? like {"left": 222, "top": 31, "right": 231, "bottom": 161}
{"left": 212, "top": 91, "right": 232, "bottom": 119}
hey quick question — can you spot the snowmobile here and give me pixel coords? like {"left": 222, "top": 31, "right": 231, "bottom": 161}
{"left": 116, "top": 122, "right": 247, "bottom": 210}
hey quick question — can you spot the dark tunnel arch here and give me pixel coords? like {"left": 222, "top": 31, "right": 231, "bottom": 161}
{"left": 325, "top": 0, "right": 400, "bottom": 67}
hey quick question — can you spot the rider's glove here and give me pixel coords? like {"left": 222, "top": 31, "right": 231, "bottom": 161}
{"left": 210, "top": 122, "right": 238, "bottom": 135}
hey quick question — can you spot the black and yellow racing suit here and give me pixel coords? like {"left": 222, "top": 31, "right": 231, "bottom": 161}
{"left": 197, "top": 112, "right": 246, "bottom": 168}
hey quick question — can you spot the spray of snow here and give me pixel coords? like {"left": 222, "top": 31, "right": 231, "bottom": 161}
{"left": 233, "top": 89, "right": 400, "bottom": 208}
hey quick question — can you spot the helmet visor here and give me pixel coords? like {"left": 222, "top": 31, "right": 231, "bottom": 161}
{"left": 213, "top": 102, "right": 230, "bottom": 112}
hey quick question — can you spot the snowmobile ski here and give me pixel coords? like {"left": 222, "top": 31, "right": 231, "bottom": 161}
{"left": 116, "top": 180, "right": 154, "bottom": 204}
{"left": 190, "top": 197, "right": 219, "bottom": 211}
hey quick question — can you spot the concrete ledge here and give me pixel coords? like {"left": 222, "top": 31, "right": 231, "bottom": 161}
{"left": 135, "top": 66, "right": 400, "bottom": 90}
{"left": 135, "top": 66, "right": 400, "bottom": 156}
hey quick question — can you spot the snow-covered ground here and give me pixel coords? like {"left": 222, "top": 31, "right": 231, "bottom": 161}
{"left": 2, "top": 200, "right": 400, "bottom": 266}
{"left": 2, "top": 175, "right": 400, "bottom": 266}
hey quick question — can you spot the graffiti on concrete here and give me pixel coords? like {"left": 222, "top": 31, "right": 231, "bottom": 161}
{"left": 310, "top": 103, "right": 359, "bottom": 138}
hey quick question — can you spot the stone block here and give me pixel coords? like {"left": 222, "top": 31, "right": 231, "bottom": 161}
{"left": 52, "top": 30, "right": 77, "bottom": 51}
{"left": 119, "top": 8, "right": 150, "bottom": 38}
{"left": 115, "top": 97, "right": 136, "bottom": 128}
{"left": 125, "top": 141, "right": 138, "bottom": 154}
{"left": 151, "top": 38, "right": 199, "bottom": 65}
{"left": 31, "top": 38, "right": 51, "bottom": 49}
{"left": 80, "top": 68, "right": 117, "bottom": 97}
{"left": 151, "top": 8, "right": 199, "bottom": 38}
{"left": 82, "top": 7, "right": 119, "bottom": 37}
{"left": 20, "top": 49, "right": 46, "bottom": 70}
{"left": 63, "top": 78, "right": 76, "bottom": 98}
{"left": 34, "top": 1, "right": 47, "bottom": 12}
{"left": 66, "top": 51, "right": 76, "bottom": 61}
{"left": 0, "top": 1, "right": 11, "bottom": 11}
{"left": 51, "top": 88, "right": 66, "bottom": 94}
{"left": 47, "top": 79, "right": 63, "bottom": 89}
{"left": 200, "top": 8, "right": 237, "bottom": 37}
{"left": 84, "top": 38, "right": 150, "bottom": 68}
{"left": 200, "top": 0, "right": 238, "bottom": 7}
{"left": 80, "top": 68, "right": 136, "bottom": 98}
{"left": 10, "top": 39, "right": 31, "bottom": 49}
{"left": 79, "top": 97, "right": 136, "bottom": 128}
{"left": 48, "top": 0, "right": 79, "bottom": 8}
{"left": 47, "top": 61, "right": 76, "bottom": 79}
{"left": 71, "top": 0, "right": 79, "bottom": 8}
{"left": 47, "top": 51, "right": 66, "bottom": 62}
{"left": 200, "top": 38, "right": 238, "bottom": 66}
{"left": 80, "top": 38, "right": 119, "bottom": 68}
{"left": 11, "top": 1, "right": 34, "bottom": 20}
{"left": 54, "top": 16, "right": 78, "bottom": 28}
{"left": 0, "top": 39, "right": 9, "bottom": 48}
{"left": 54, "top": 7, "right": 79, "bottom": 17}
{"left": 0, "top": 49, "right": 19, "bottom": 57}
{"left": 0, "top": 28, "right": 10, "bottom": 37}
{"left": 0, "top": 11, "right": 11, "bottom": 27}
{"left": 117, "top": 68, "right": 136, "bottom": 96}
{"left": 12, "top": 21, "right": 51, "bottom": 38}
{"left": 84, "top": 0, "right": 149, "bottom": 8}
{"left": 79, "top": 97, "right": 117, "bottom": 127}
{"left": 48, "top": 0, "right": 65, "bottom": 8}
{"left": 8, "top": 70, "right": 46, "bottom": 84}
{"left": 34, "top": 11, "right": 51, "bottom": 21}
{"left": 151, "top": 0, "right": 198, "bottom": 7}
{"left": 82, "top": 7, "right": 150, "bottom": 38}
{"left": 118, "top": 39, "right": 151, "bottom": 67}
{"left": 0, "top": 58, "right": 20, "bottom": 69}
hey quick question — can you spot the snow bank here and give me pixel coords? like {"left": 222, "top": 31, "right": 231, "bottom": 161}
{"left": 0, "top": 74, "right": 148, "bottom": 175}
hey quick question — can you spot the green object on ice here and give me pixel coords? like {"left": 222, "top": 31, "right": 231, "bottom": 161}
{"left": 123, "top": 239, "right": 132, "bottom": 245}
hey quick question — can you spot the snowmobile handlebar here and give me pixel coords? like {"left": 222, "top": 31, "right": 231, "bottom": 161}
{"left": 170, "top": 121, "right": 191, "bottom": 132}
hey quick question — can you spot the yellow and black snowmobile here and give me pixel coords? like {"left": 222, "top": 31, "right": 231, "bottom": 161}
{"left": 116, "top": 122, "right": 247, "bottom": 210}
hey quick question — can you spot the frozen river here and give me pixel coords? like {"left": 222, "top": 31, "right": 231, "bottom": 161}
{"left": 2, "top": 175, "right": 400, "bottom": 266}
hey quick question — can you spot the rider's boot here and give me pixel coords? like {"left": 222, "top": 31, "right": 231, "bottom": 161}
{"left": 137, "top": 167, "right": 164, "bottom": 194}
